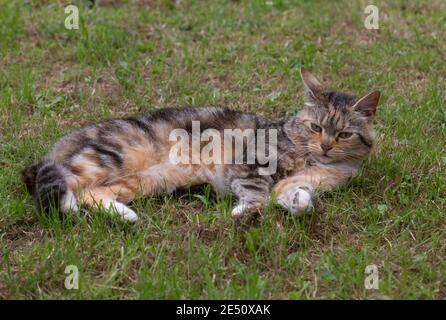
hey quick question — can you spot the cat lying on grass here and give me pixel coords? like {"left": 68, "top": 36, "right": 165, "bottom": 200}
{"left": 22, "top": 68, "right": 380, "bottom": 222}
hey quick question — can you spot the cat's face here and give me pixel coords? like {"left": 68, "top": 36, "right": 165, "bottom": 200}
{"left": 290, "top": 68, "right": 380, "bottom": 164}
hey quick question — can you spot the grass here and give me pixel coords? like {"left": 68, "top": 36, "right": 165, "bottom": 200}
{"left": 0, "top": 0, "right": 445, "bottom": 299}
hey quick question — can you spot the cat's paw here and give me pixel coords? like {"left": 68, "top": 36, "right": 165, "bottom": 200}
{"left": 231, "top": 204, "right": 250, "bottom": 217}
{"left": 231, "top": 203, "right": 259, "bottom": 218}
{"left": 276, "top": 187, "right": 313, "bottom": 215}
{"left": 61, "top": 190, "right": 79, "bottom": 214}
{"left": 108, "top": 201, "right": 139, "bottom": 222}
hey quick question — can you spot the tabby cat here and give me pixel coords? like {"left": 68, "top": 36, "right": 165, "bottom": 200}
{"left": 22, "top": 68, "right": 380, "bottom": 222}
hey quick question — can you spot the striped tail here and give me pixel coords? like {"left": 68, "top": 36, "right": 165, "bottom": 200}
{"left": 22, "top": 159, "right": 76, "bottom": 213}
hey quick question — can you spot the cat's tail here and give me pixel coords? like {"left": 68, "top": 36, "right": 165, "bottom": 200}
{"left": 22, "top": 159, "right": 77, "bottom": 214}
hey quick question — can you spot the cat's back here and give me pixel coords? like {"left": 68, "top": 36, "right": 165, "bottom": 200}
{"left": 49, "top": 106, "right": 260, "bottom": 163}
{"left": 139, "top": 106, "right": 259, "bottom": 133}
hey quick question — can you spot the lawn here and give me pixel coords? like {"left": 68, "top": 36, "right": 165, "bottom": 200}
{"left": 0, "top": 0, "right": 445, "bottom": 299}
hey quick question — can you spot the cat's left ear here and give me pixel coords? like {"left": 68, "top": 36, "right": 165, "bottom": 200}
{"left": 352, "top": 91, "right": 381, "bottom": 121}
{"left": 300, "top": 67, "right": 323, "bottom": 105}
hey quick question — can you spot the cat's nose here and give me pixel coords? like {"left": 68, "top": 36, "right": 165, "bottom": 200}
{"left": 321, "top": 143, "right": 333, "bottom": 153}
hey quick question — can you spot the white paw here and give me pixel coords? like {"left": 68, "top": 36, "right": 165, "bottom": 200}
{"left": 231, "top": 204, "right": 248, "bottom": 217}
{"left": 277, "top": 187, "right": 313, "bottom": 215}
{"left": 231, "top": 203, "right": 253, "bottom": 217}
{"left": 61, "top": 190, "right": 79, "bottom": 214}
{"left": 108, "top": 201, "right": 139, "bottom": 222}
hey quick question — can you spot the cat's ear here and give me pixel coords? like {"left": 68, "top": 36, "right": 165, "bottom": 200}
{"left": 352, "top": 90, "right": 380, "bottom": 121}
{"left": 300, "top": 67, "right": 323, "bottom": 105}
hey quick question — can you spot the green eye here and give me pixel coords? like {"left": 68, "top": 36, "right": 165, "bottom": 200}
{"left": 310, "top": 123, "right": 322, "bottom": 133}
{"left": 338, "top": 132, "right": 353, "bottom": 139}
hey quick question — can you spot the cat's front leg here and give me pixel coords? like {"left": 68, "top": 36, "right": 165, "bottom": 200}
{"left": 273, "top": 164, "right": 356, "bottom": 215}
{"left": 275, "top": 184, "right": 314, "bottom": 215}
{"left": 230, "top": 175, "right": 273, "bottom": 218}
{"left": 273, "top": 172, "right": 318, "bottom": 215}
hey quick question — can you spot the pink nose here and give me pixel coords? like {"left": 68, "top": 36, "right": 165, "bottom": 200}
{"left": 321, "top": 144, "right": 333, "bottom": 153}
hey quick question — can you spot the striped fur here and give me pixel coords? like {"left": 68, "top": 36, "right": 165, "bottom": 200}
{"left": 22, "top": 68, "right": 380, "bottom": 220}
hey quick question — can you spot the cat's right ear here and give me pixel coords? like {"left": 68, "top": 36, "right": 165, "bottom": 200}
{"left": 352, "top": 90, "right": 381, "bottom": 122}
{"left": 300, "top": 67, "right": 323, "bottom": 106}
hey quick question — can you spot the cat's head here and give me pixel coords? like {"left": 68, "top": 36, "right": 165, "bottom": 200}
{"left": 286, "top": 67, "right": 380, "bottom": 164}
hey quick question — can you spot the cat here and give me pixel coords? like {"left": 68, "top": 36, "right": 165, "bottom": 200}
{"left": 22, "top": 67, "right": 380, "bottom": 222}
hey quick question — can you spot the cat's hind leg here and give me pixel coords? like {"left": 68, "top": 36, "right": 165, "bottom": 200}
{"left": 81, "top": 184, "right": 139, "bottom": 222}
{"left": 79, "top": 164, "right": 202, "bottom": 222}
{"left": 106, "top": 200, "right": 138, "bottom": 222}
{"left": 79, "top": 169, "right": 185, "bottom": 222}
{"left": 60, "top": 189, "right": 79, "bottom": 214}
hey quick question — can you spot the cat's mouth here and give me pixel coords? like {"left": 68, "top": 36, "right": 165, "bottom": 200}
{"left": 317, "top": 154, "right": 332, "bottom": 162}
{"left": 312, "top": 153, "right": 334, "bottom": 164}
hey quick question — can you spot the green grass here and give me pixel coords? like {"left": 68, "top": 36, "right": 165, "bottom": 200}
{"left": 1, "top": 0, "right": 445, "bottom": 299}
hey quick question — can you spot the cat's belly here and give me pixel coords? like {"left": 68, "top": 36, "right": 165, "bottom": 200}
{"left": 139, "top": 162, "right": 228, "bottom": 195}
{"left": 194, "top": 164, "right": 227, "bottom": 195}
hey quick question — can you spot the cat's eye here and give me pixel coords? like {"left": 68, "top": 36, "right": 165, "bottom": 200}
{"left": 338, "top": 131, "right": 353, "bottom": 139}
{"left": 310, "top": 123, "right": 322, "bottom": 133}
